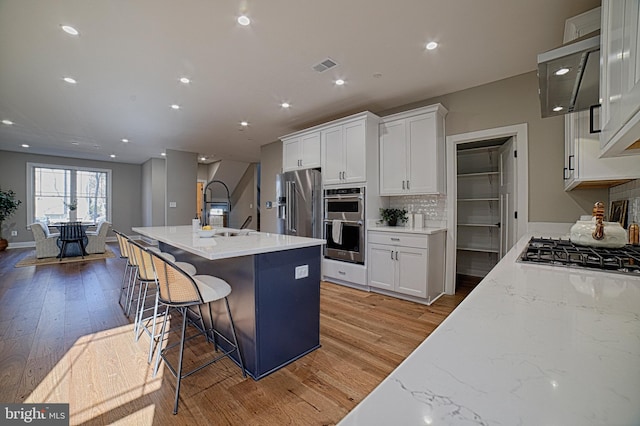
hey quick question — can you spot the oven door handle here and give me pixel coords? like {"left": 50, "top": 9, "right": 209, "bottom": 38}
{"left": 323, "top": 194, "right": 364, "bottom": 200}
{"left": 323, "top": 219, "right": 363, "bottom": 225}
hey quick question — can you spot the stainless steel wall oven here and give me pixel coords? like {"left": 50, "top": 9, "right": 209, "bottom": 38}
{"left": 324, "top": 187, "right": 365, "bottom": 264}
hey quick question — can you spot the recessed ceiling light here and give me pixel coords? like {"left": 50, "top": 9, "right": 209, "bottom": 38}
{"left": 61, "top": 25, "right": 79, "bottom": 36}
{"left": 237, "top": 15, "right": 251, "bottom": 26}
{"left": 110, "top": 154, "right": 116, "bottom": 158}
{"left": 21, "top": 144, "right": 29, "bottom": 148}
{"left": 555, "top": 67, "right": 570, "bottom": 76}
{"left": 63, "top": 77, "right": 77, "bottom": 84}
{"left": 200, "top": 156, "right": 206, "bottom": 161}
{"left": 240, "top": 121, "right": 249, "bottom": 127}
{"left": 425, "top": 41, "right": 438, "bottom": 50}
{"left": 179, "top": 77, "right": 190, "bottom": 84}
{"left": 170, "top": 104, "right": 180, "bottom": 110}
{"left": 161, "top": 152, "right": 166, "bottom": 156}
{"left": 335, "top": 79, "right": 345, "bottom": 86}
{"left": 553, "top": 106, "right": 564, "bottom": 112}
{"left": 281, "top": 102, "right": 290, "bottom": 108}
{"left": 121, "top": 138, "right": 129, "bottom": 143}
{"left": 2, "top": 119, "right": 13, "bottom": 125}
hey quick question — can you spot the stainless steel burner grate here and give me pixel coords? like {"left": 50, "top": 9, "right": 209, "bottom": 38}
{"left": 519, "top": 237, "right": 640, "bottom": 275}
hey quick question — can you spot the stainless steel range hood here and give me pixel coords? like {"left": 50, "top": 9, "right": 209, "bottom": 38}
{"left": 537, "top": 32, "right": 600, "bottom": 118}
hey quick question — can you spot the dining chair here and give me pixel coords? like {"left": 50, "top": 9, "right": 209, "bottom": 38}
{"left": 148, "top": 250, "right": 245, "bottom": 414}
{"left": 57, "top": 221, "right": 87, "bottom": 260}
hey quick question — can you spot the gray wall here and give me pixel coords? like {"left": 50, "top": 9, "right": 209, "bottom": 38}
{"left": 229, "top": 163, "right": 258, "bottom": 229}
{"left": 379, "top": 71, "right": 607, "bottom": 223}
{"left": 141, "top": 158, "right": 166, "bottom": 227}
{"left": 259, "top": 140, "right": 282, "bottom": 233}
{"left": 165, "top": 149, "right": 197, "bottom": 225}
{"left": 0, "top": 150, "right": 141, "bottom": 242}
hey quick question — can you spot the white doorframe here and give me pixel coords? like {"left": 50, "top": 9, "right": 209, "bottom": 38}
{"left": 445, "top": 123, "right": 528, "bottom": 294}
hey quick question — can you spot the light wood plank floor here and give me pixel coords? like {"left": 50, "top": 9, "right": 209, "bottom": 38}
{"left": 0, "top": 243, "right": 473, "bottom": 425}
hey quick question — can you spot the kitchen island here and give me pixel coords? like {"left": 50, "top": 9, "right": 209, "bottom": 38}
{"left": 132, "top": 225, "right": 325, "bottom": 380}
{"left": 338, "top": 230, "right": 640, "bottom": 425}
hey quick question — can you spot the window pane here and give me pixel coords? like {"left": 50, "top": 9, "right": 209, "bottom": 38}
{"left": 34, "top": 167, "right": 70, "bottom": 224}
{"left": 76, "top": 171, "right": 107, "bottom": 222}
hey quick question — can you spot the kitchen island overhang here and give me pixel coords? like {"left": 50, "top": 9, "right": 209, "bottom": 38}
{"left": 132, "top": 226, "right": 326, "bottom": 380}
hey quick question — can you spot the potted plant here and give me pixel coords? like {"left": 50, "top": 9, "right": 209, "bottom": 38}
{"left": 379, "top": 208, "right": 408, "bottom": 226}
{"left": 0, "top": 187, "right": 22, "bottom": 251}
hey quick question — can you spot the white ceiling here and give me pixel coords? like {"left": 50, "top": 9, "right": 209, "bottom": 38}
{"left": 0, "top": 0, "right": 600, "bottom": 165}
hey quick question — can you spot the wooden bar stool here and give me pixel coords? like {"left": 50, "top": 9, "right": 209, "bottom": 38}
{"left": 149, "top": 250, "right": 245, "bottom": 414}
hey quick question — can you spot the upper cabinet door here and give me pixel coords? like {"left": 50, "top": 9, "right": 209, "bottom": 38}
{"left": 343, "top": 120, "right": 366, "bottom": 183}
{"left": 379, "top": 120, "right": 407, "bottom": 194}
{"left": 321, "top": 126, "right": 344, "bottom": 185}
{"left": 300, "top": 132, "right": 321, "bottom": 169}
{"left": 600, "top": 0, "right": 640, "bottom": 157}
{"left": 283, "top": 138, "right": 302, "bottom": 172}
{"left": 407, "top": 113, "right": 437, "bottom": 194}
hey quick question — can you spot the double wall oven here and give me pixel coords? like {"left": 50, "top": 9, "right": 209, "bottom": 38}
{"left": 324, "top": 187, "right": 365, "bottom": 264}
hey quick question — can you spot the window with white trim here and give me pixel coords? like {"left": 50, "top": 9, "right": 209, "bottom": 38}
{"left": 27, "top": 163, "right": 112, "bottom": 225}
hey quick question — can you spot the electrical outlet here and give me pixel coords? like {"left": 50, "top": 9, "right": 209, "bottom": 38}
{"left": 295, "top": 265, "right": 309, "bottom": 279}
{"left": 11, "top": 230, "right": 17, "bottom": 236}
{"left": 169, "top": 201, "right": 177, "bottom": 208}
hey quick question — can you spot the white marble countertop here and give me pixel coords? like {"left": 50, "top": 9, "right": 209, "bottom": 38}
{"left": 132, "top": 225, "right": 325, "bottom": 260}
{"left": 367, "top": 225, "right": 447, "bottom": 235}
{"left": 338, "top": 231, "right": 640, "bottom": 425}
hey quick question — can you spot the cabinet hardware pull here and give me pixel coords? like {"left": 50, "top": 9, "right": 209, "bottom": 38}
{"left": 391, "top": 237, "right": 400, "bottom": 241}
{"left": 407, "top": 180, "right": 410, "bottom": 189}
{"left": 338, "top": 270, "right": 346, "bottom": 275}
{"left": 402, "top": 180, "right": 405, "bottom": 190}
{"left": 568, "top": 155, "right": 574, "bottom": 171}
{"left": 563, "top": 167, "right": 568, "bottom": 180}
{"left": 390, "top": 251, "right": 394, "bottom": 260}
{"left": 395, "top": 251, "right": 398, "bottom": 260}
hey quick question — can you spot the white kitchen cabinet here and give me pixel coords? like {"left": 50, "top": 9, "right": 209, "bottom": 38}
{"left": 599, "top": 0, "right": 640, "bottom": 157}
{"left": 282, "top": 131, "right": 321, "bottom": 171}
{"left": 321, "top": 113, "right": 378, "bottom": 185}
{"left": 379, "top": 104, "right": 448, "bottom": 195}
{"left": 564, "top": 109, "right": 640, "bottom": 189}
{"left": 367, "top": 230, "right": 445, "bottom": 304}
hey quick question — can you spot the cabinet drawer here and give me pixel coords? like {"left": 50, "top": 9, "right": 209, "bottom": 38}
{"left": 368, "top": 231, "right": 428, "bottom": 249}
{"left": 322, "top": 259, "right": 366, "bottom": 285}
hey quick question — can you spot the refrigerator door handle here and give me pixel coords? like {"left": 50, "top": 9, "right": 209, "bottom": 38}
{"left": 285, "top": 181, "right": 292, "bottom": 232}
{"left": 290, "top": 181, "right": 297, "bottom": 232}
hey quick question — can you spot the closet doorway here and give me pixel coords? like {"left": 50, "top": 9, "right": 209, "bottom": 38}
{"left": 445, "top": 124, "right": 528, "bottom": 294}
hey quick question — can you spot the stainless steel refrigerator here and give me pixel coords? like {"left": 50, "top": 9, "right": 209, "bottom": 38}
{"left": 276, "top": 169, "right": 322, "bottom": 238}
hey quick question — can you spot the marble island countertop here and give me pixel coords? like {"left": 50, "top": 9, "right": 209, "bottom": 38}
{"left": 339, "top": 231, "right": 640, "bottom": 425}
{"left": 132, "top": 225, "right": 325, "bottom": 260}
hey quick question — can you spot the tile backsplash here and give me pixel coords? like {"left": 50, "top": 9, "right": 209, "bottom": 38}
{"left": 389, "top": 194, "right": 447, "bottom": 227}
{"left": 609, "top": 179, "right": 640, "bottom": 224}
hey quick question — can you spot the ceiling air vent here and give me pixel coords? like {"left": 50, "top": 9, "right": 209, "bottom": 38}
{"left": 312, "top": 58, "right": 338, "bottom": 73}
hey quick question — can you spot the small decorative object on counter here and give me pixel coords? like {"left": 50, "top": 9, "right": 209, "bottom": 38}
{"left": 379, "top": 208, "right": 408, "bottom": 226}
{"left": 629, "top": 223, "right": 639, "bottom": 245}
{"left": 192, "top": 216, "right": 200, "bottom": 231}
{"left": 569, "top": 201, "right": 627, "bottom": 248}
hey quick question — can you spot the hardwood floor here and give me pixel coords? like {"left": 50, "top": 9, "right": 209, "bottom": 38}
{"left": 0, "top": 244, "right": 473, "bottom": 425}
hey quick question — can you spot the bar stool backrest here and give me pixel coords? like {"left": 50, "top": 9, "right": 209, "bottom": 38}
{"left": 150, "top": 252, "right": 203, "bottom": 306}
{"left": 128, "top": 240, "right": 155, "bottom": 281}
{"left": 114, "top": 230, "right": 130, "bottom": 259}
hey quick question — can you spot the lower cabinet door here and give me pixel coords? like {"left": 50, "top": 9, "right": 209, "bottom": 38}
{"left": 368, "top": 243, "right": 395, "bottom": 290}
{"left": 396, "top": 247, "right": 428, "bottom": 298}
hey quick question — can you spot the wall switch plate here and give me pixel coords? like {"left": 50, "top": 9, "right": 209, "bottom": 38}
{"left": 11, "top": 230, "right": 17, "bottom": 236}
{"left": 295, "top": 265, "right": 309, "bottom": 279}
{"left": 169, "top": 201, "right": 177, "bottom": 208}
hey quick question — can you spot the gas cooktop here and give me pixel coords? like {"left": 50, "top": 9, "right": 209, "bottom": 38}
{"left": 519, "top": 237, "right": 640, "bottom": 276}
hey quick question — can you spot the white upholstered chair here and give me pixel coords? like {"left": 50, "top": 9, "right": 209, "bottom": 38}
{"left": 30, "top": 222, "right": 60, "bottom": 259}
{"left": 85, "top": 220, "right": 111, "bottom": 254}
